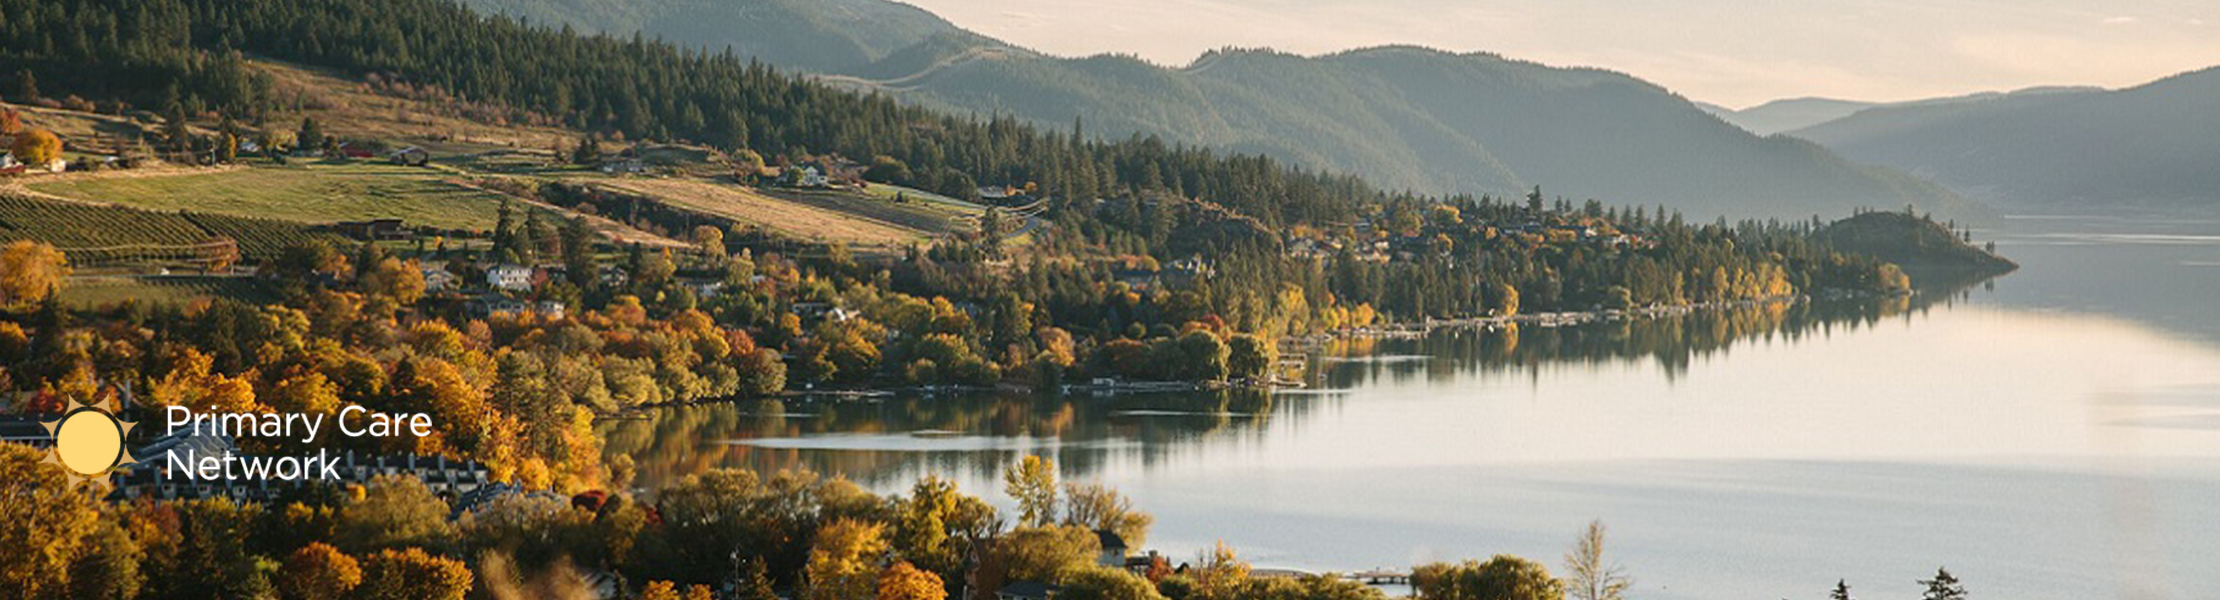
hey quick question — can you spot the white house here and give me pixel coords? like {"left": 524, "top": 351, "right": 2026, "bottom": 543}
{"left": 600, "top": 158, "right": 646, "bottom": 174}
{"left": 789, "top": 165, "right": 829, "bottom": 188}
{"left": 486, "top": 264, "right": 534, "bottom": 292}
{"left": 420, "top": 266, "right": 460, "bottom": 292}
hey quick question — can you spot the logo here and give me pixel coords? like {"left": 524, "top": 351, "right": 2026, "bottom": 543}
{"left": 39, "top": 392, "right": 138, "bottom": 492}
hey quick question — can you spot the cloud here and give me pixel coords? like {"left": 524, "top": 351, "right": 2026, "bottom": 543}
{"left": 2102, "top": 16, "right": 2139, "bottom": 24}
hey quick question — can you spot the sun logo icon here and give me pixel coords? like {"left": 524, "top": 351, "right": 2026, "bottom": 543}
{"left": 38, "top": 391, "right": 138, "bottom": 492}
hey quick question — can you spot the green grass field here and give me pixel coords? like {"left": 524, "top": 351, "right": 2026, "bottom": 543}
{"left": 863, "top": 182, "right": 985, "bottom": 214}
{"left": 0, "top": 194, "right": 330, "bottom": 260}
{"left": 57, "top": 276, "right": 275, "bottom": 308}
{"left": 27, "top": 162, "right": 510, "bottom": 231}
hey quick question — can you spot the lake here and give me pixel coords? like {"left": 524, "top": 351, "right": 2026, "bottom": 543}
{"left": 605, "top": 215, "right": 2220, "bottom": 600}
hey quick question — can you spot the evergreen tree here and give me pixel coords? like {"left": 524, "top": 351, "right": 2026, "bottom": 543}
{"left": 297, "top": 117, "right": 323, "bottom": 155}
{"left": 490, "top": 197, "right": 516, "bottom": 259}
{"left": 572, "top": 135, "right": 602, "bottom": 165}
{"left": 1830, "top": 580, "right": 1852, "bottom": 600}
{"left": 1918, "top": 568, "right": 1965, "bottom": 600}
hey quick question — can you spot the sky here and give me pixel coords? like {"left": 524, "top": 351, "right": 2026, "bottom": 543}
{"left": 897, "top": 0, "right": 2220, "bottom": 108}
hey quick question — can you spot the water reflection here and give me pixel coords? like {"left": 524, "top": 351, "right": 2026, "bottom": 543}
{"left": 606, "top": 287, "right": 1970, "bottom": 490}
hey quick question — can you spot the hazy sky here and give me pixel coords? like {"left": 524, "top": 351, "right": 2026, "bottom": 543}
{"left": 898, "top": 0, "right": 2220, "bottom": 107}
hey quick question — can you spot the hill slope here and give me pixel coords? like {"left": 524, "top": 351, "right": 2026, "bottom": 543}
{"left": 1816, "top": 211, "right": 2017, "bottom": 285}
{"left": 1787, "top": 71, "right": 2220, "bottom": 213}
{"left": 454, "top": 0, "right": 1986, "bottom": 221}
{"left": 454, "top": 0, "right": 965, "bottom": 73}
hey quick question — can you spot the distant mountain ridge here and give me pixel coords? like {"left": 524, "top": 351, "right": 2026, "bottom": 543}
{"left": 1786, "top": 70, "right": 2220, "bottom": 213}
{"left": 1700, "top": 86, "right": 2105, "bottom": 136}
{"left": 1700, "top": 98, "right": 1879, "bottom": 136}
{"left": 454, "top": 0, "right": 1988, "bottom": 221}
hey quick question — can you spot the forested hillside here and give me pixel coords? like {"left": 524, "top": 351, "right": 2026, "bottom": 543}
{"left": 445, "top": 0, "right": 1987, "bottom": 221}
{"left": 0, "top": 0, "right": 1950, "bottom": 329}
{"left": 455, "top": 0, "right": 967, "bottom": 74}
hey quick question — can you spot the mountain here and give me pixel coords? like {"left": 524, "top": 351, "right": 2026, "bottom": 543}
{"left": 454, "top": 0, "right": 965, "bottom": 73}
{"left": 453, "top": 0, "right": 1987, "bottom": 221}
{"left": 1701, "top": 98, "right": 1877, "bottom": 136}
{"left": 1787, "top": 72, "right": 2220, "bottom": 213}
{"left": 1701, "top": 87, "right": 2104, "bottom": 136}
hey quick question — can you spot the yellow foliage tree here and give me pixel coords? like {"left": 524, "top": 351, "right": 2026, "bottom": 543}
{"left": 805, "top": 519, "right": 890, "bottom": 600}
{"left": 279, "top": 542, "right": 363, "bottom": 600}
{"left": 877, "top": 561, "right": 946, "bottom": 600}
{"left": 353, "top": 548, "right": 473, "bottom": 600}
{"left": 641, "top": 580, "right": 685, "bottom": 600}
{"left": 0, "top": 444, "right": 100, "bottom": 597}
{"left": 11, "top": 129, "right": 61, "bottom": 165}
{"left": 360, "top": 257, "right": 427, "bottom": 304}
{"left": 693, "top": 225, "right": 726, "bottom": 255}
{"left": 1003, "top": 455, "right": 1058, "bottom": 526}
{"left": 0, "top": 240, "right": 68, "bottom": 308}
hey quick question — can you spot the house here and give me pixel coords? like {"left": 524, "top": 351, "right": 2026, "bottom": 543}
{"left": 791, "top": 166, "right": 830, "bottom": 188}
{"left": 1094, "top": 530, "right": 1129, "bottom": 566}
{"left": 600, "top": 158, "right": 646, "bottom": 174}
{"left": 534, "top": 300, "right": 567, "bottom": 319}
{"left": 2, "top": 152, "right": 65, "bottom": 174}
{"left": 389, "top": 146, "right": 431, "bottom": 167}
{"left": 597, "top": 265, "right": 630, "bottom": 287}
{"left": 486, "top": 264, "right": 535, "bottom": 292}
{"left": 997, "top": 581, "right": 1060, "bottom": 600}
{"left": 465, "top": 296, "right": 530, "bottom": 320}
{"left": 420, "top": 266, "right": 460, "bottom": 292}
{"left": 678, "top": 277, "right": 725, "bottom": 297}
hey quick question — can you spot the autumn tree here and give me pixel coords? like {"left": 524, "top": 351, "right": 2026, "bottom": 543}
{"left": 1003, "top": 455, "right": 1058, "bottom": 526}
{"left": 641, "top": 580, "right": 686, "bottom": 600}
{"left": 694, "top": 225, "right": 726, "bottom": 255}
{"left": 353, "top": 548, "right": 472, "bottom": 600}
{"left": 1062, "top": 482, "right": 1152, "bottom": 550}
{"left": 1413, "top": 556, "right": 1564, "bottom": 600}
{"left": 279, "top": 542, "right": 362, "bottom": 600}
{"left": 893, "top": 476, "right": 964, "bottom": 577}
{"left": 336, "top": 474, "right": 457, "bottom": 554}
{"left": 359, "top": 257, "right": 427, "bottom": 304}
{"left": 65, "top": 516, "right": 142, "bottom": 600}
{"left": 11, "top": 129, "right": 61, "bottom": 166}
{"left": 0, "top": 445, "right": 99, "bottom": 597}
{"left": 805, "top": 519, "right": 890, "bottom": 600}
{"left": 877, "top": 561, "right": 946, "bottom": 600}
{"left": 0, "top": 240, "right": 68, "bottom": 309}
{"left": 1057, "top": 566, "right": 1166, "bottom": 600}
{"left": 990, "top": 525, "right": 1100, "bottom": 584}
{"left": 1562, "top": 520, "right": 1630, "bottom": 600}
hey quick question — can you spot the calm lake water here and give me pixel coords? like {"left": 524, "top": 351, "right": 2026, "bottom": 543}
{"left": 605, "top": 215, "right": 2220, "bottom": 600}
